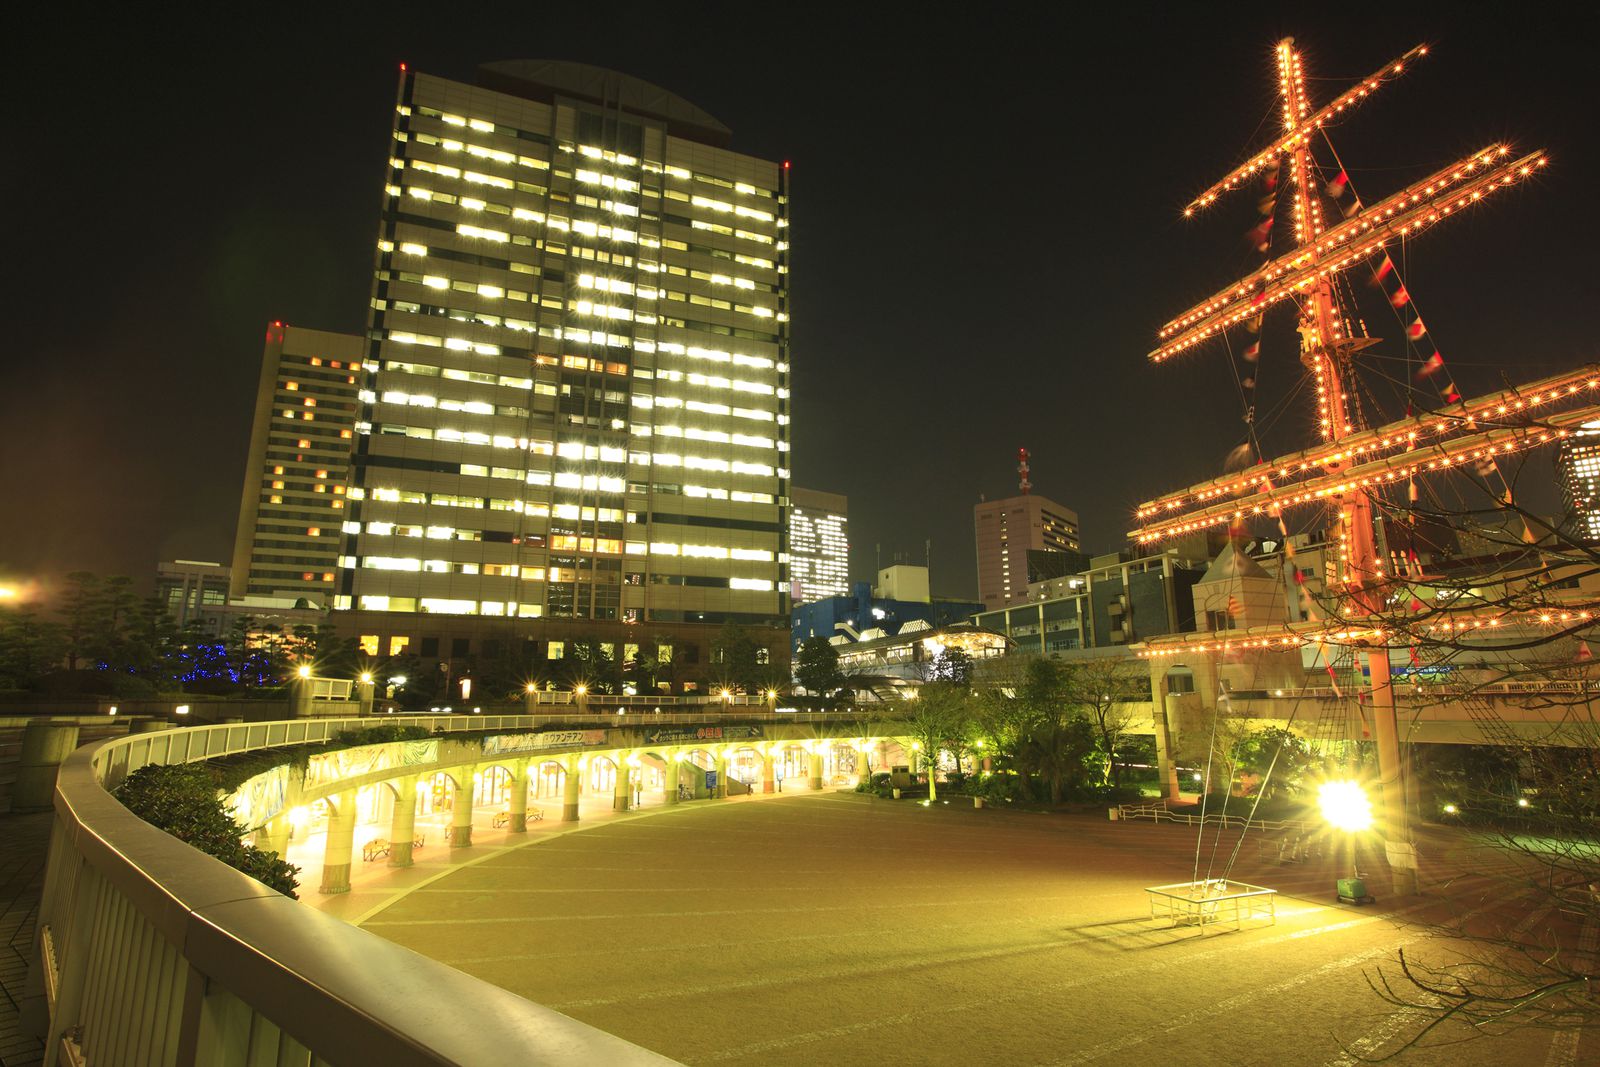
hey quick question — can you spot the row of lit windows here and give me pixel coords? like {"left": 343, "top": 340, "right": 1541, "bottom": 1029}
{"left": 403, "top": 105, "right": 781, "bottom": 201}
{"left": 380, "top": 219, "right": 780, "bottom": 315}
{"left": 382, "top": 221, "right": 780, "bottom": 274}
{"left": 354, "top": 554, "right": 777, "bottom": 591}
{"left": 381, "top": 333, "right": 783, "bottom": 399}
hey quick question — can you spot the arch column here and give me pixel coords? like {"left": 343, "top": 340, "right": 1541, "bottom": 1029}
{"left": 715, "top": 748, "right": 731, "bottom": 798}
{"left": 319, "top": 789, "right": 358, "bottom": 894}
{"left": 665, "top": 749, "right": 681, "bottom": 804}
{"left": 451, "top": 767, "right": 476, "bottom": 848}
{"left": 563, "top": 756, "right": 582, "bottom": 822}
{"left": 388, "top": 775, "right": 420, "bottom": 868}
{"left": 761, "top": 749, "right": 776, "bottom": 794}
{"left": 509, "top": 757, "right": 531, "bottom": 832}
{"left": 613, "top": 756, "right": 633, "bottom": 812}
{"left": 255, "top": 813, "right": 290, "bottom": 857}
{"left": 808, "top": 748, "right": 824, "bottom": 791}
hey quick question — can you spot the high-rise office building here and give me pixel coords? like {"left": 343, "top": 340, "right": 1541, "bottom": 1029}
{"left": 974, "top": 493, "right": 1080, "bottom": 611}
{"left": 326, "top": 61, "right": 789, "bottom": 673}
{"left": 788, "top": 486, "right": 848, "bottom": 604}
{"left": 231, "top": 323, "right": 365, "bottom": 601}
{"left": 1559, "top": 420, "right": 1600, "bottom": 540}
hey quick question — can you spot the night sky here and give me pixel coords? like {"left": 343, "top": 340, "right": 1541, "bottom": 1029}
{"left": 5, "top": 6, "right": 1594, "bottom": 601}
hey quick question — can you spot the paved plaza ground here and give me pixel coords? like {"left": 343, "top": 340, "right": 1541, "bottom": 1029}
{"left": 348, "top": 790, "right": 1595, "bottom": 1066}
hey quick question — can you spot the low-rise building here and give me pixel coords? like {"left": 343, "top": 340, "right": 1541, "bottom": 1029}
{"left": 790, "top": 565, "right": 983, "bottom": 655}
{"left": 975, "top": 549, "right": 1206, "bottom": 655}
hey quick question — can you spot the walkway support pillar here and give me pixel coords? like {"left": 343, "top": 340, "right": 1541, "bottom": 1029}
{"left": 563, "top": 757, "right": 582, "bottom": 822}
{"left": 255, "top": 813, "right": 291, "bottom": 858}
{"left": 614, "top": 758, "right": 632, "bottom": 812}
{"left": 388, "top": 776, "right": 419, "bottom": 868}
{"left": 715, "top": 749, "right": 731, "bottom": 798}
{"left": 1367, "top": 647, "right": 1418, "bottom": 896}
{"left": 1152, "top": 705, "right": 1182, "bottom": 803}
{"left": 761, "top": 750, "right": 776, "bottom": 794}
{"left": 665, "top": 753, "right": 681, "bottom": 804}
{"left": 510, "top": 758, "right": 531, "bottom": 832}
{"left": 12, "top": 721, "right": 79, "bottom": 812}
{"left": 451, "top": 768, "right": 476, "bottom": 848}
{"left": 320, "top": 789, "right": 358, "bottom": 894}
{"left": 808, "top": 749, "right": 824, "bottom": 791}
{"left": 292, "top": 674, "right": 315, "bottom": 718}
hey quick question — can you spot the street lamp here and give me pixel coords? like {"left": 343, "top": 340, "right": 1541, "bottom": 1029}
{"left": 1318, "top": 779, "right": 1374, "bottom": 904}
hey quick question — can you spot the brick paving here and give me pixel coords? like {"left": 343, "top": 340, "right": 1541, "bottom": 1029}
{"left": 365, "top": 792, "right": 1589, "bottom": 1066}
{"left": 0, "top": 814, "right": 48, "bottom": 1067}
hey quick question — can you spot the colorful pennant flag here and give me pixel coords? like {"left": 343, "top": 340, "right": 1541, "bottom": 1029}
{"left": 1415, "top": 353, "right": 1445, "bottom": 379}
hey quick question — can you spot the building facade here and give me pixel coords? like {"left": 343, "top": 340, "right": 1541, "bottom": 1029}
{"left": 788, "top": 486, "right": 848, "bottom": 605}
{"left": 339, "top": 62, "right": 790, "bottom": 630}
{"left": 231, "top": 323, "right": 366, "bottom": 601}
{"left": 156, "top": 560, "right": 233, "bottom": 634}
{"left": 1559, "top": 420, "right": 1600, "bottom": 541}
{"left": 284, "top": 61, "right": 793, "bottom": 689}
{"left": 974, "top": 549, "right": 1204, "bottom": 655}
{"left": 973, "top": 493, "right": 1080, "bottom": 611}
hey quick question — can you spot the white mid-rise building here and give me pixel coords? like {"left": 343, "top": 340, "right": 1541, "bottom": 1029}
{"left": 789, "top": 487, "right": 848, "bottom": 605}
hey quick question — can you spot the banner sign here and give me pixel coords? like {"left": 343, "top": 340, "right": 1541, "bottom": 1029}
{"left": 228, "top": 762, "right": 290, "bottom": 829}
{"left": 482, "top": 729, "right": 606, "bottom": 755}
{"left": 305, "top": 740, "right": 439, "bottom": 788}
{"left": 644, "top": 724, "right": 764, "bottom": 745}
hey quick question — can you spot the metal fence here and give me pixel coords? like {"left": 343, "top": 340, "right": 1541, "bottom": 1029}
{"left": 1116, "top": 801, "right": 1312, "bottom": 833}
{"left": 34, "top": 715, "right": 680, "bottom": 1066}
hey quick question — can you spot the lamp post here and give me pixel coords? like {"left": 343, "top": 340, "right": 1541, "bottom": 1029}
{"left": 1319, "top": 779, "right": 1374, "bottom": 904}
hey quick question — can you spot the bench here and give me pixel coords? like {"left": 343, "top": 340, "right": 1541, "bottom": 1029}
{"left": 492, "top": 809, "right": 544, "bottom": 828}
{"left": 362, "top": 839, "right": 390, "bottom": 862}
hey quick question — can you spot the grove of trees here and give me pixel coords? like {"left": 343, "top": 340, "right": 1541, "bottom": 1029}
{"left": 0, "top": 572, "right": 352, "bottom": 697}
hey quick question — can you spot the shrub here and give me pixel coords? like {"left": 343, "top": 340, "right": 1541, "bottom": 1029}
{"left": 333, "top": 724, "right": 431, "bottom": 746}
{"left": 115, "top": 764, "right": 300, "bottom": 898}
{"left": 979, "top": 772, "right": 1024, "bottom": 804}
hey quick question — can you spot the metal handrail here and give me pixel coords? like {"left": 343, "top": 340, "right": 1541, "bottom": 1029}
{"left": 1117, "top": 801, "right": 1312, "bottom": 833}
{"left": 37, "top": 716, "right": 680, "bottom": 1066}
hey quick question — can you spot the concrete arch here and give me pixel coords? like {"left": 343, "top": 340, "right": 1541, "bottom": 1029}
{"left": 680, "top": 748, "right": 718, "bottom": 770}
{"left": 533, "top": 759, "right": 567, "bottom": 799}
{"left": 588, "top": 754, "right": 620, "bottom": 793}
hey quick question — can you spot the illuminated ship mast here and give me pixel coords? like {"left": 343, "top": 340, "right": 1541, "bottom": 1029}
{"left": 1136, "top": 38, "right": 1556, "bottom": 896}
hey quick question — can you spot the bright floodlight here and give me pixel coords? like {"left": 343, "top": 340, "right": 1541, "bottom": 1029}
{"left": 296, "top": 664, "right": 312, "bottom": 679}
{"left": 1318, "top": 780, "right": 1374, "bottom": 832}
